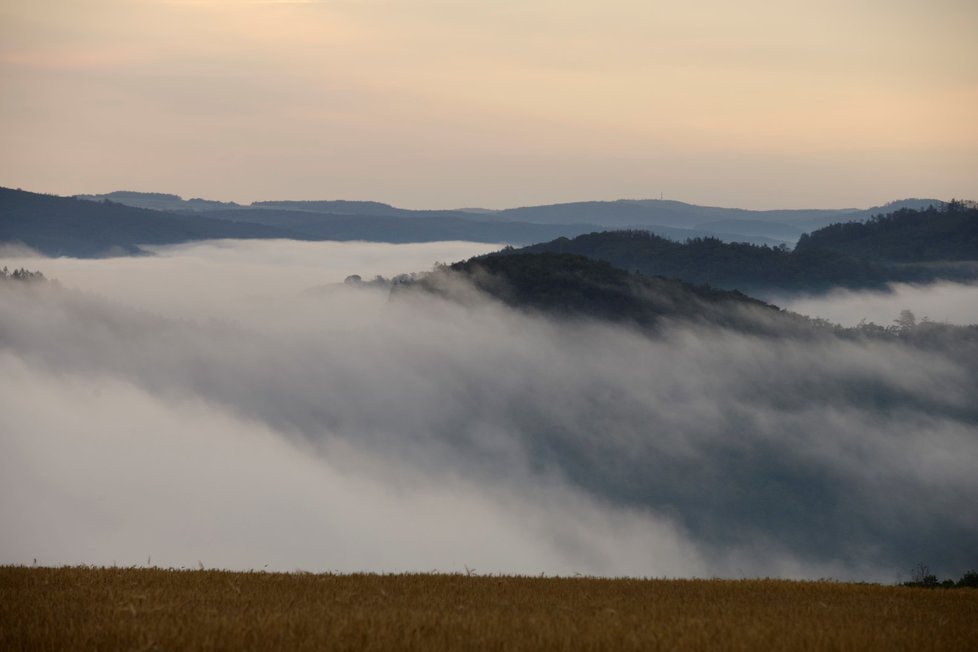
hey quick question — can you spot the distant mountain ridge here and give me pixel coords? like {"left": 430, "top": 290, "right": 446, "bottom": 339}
{"left": 0, "top": 187, "right": 290, "bottom": 257}
{"left": 3, "top": 186, "right": 957, "bottom": 267}
{"left": 494, "top": 198, "right": 941, "bottom": 233}
{"left": 76, "top": 190, "right": 942, "bottom": 246}
{"left": 0, "top": 187, "right": 612, "bottom": 255}
{"left": 4, "top": 187, "right": 823, "bottom": 258}
{"left": 75, "top": 191, "right": 243, "bottom": 213}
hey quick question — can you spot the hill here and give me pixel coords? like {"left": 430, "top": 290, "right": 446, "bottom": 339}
{"left": 75, "top": 191, "right": 796, "bottom": 245}
{"left": 399, "top": 252, "right": 793, "bottom": 333}
{"left": 74, "top": 189, "right": 943, "bottom": 245}
{"left": 75, "top": 191, "right": 242, "bottom": 212}
{"left": 507, "top": 204, "right": 978, "bottom": 295}
{"left": 191, "top": 208, "right": 615, "bottom": 245}
{"left": 0, "top": 188, "right": 291, "bottom": 257}
{"left": 194, "top": 207, "right": 784, "bottom": 246}
{"left": 794, "top": 200, "right": 978, "bottom": 262}
{"left": 4, "top": 187, "right": 959, "bottom": 259}
{"left": 495, "top": 198, "right": 940, "bottom": 234}
{"left": 2, "top": 187, "right": 786, "bottom": 257}
{"left": 6, "top": 187, "right": 612, "bottom": 254}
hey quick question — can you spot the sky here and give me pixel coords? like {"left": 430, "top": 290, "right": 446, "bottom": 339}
{"left": 0, "top": 0, "right": 975, "bottom": 209}
{"left": 2, "top": 241, "right": 977, "bottom": 579}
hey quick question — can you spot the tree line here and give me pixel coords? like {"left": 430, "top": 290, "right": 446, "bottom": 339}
{"left": 0, "top": 266, "right": 46, "bottom": 282}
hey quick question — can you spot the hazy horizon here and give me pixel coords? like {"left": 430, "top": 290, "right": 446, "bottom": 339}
{"left": 2, "top": 1, "right": 976, "bottom": 209}
{"left": 31, "top": 186, "right": 953, "bottom": 212}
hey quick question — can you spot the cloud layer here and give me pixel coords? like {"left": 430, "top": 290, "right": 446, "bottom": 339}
{"left": 1, "top": 240, "right": 976, "bottom": 580}
{"left": 779, "top": 281, "right": 978, "bottom": 327}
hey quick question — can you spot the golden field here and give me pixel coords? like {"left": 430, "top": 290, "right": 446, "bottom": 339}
{"left": 2, "top": 566, "right": 976, "bottom": 651}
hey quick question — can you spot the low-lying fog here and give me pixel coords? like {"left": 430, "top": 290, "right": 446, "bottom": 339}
{"left": 2, "top": 240, "right": 976, "bottom": 581}
{"left": 780, "top": 282, "right": 978, "bottom": 327}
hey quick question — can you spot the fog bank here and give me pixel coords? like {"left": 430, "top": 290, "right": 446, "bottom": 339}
{"left": 780, "top": 281, "right": 978, "bottom": 327}
{"left": 1, "top": 241, "right": 975, "bottom": 580}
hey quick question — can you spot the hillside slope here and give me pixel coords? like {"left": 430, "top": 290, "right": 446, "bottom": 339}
{"left": 794, "top": 201, "right": 978, "bottom": 262}
{"left": 508, "top": 205, "right": 978, "bottom": 294}
{"left": 2, "top": 187, "right": 787, "bottom": 256}
{"left": 400, "top": 252, "right": 790, "bottom": 333}
{"left": 0, "top": 188, "right": 291, "bottom": 257}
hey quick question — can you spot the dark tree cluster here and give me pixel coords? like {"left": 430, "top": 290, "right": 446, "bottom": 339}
{"left": 0, "top": 266, "right": 45, "bottom": 282}
{"left": 509, "top": 204, "right": 978, "bottom": 294}
{"left": 511, "top": 230, "right": 888, "bottom": 293}
{"left": 795, "top": 200, "right": 978, "bottom": 262}
{"left": 396, "top": 252, "right": 978, "bottom": 359}
{"left": 397, "top": 251, "right": 809, "bottom": 336}
{"left": 903, "top": 565, "right": 978, "bottom": 589}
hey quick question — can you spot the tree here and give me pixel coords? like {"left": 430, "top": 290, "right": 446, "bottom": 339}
{"left": 894, "top": 309, "right": 916, "bottom": 333}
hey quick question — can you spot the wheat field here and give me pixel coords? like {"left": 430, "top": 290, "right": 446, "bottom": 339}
{"left": 2, "top": 566, "right": 976, "bottom": 651}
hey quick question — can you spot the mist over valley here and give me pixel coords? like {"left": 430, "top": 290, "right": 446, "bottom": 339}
{"left": 4, "top": 3, "right": 977, "bottom": 647}
{"left": 2, "top": 238, "right": 976, "bottom": 581}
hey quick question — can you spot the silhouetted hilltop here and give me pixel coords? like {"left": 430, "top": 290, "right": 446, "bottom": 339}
{"left": 196, "top": 207, "right": 783, "bottom": 246}
{"left": 4, "top": 185, "right": 962, "bottom": 262}
{"left": 495, "top": 198, "right": 941, "bottom": 233}
{"left": 76, "top": 191, "right": 242, "bottom": 212}
{"left": 511, "top": 231, "right": 885, "bottom": 294}
{"left": 72, "top": 188, "right": 944, "bottom": 246}
{"left": 506, "top": 205, "right": 978, "bottom": 295}
{"left": 193, "top": 208, "right": 613, "bottom": 245}
{"left": 401, "top": 252, "right": 787, "bottom": 332}
{"left": 0, "top": 187, "right": 290, "bottom": 257}
{"left": 794, "top": 200, "right": 978, "bottom": 262}
{"left": 251, "top": 200, "right": 408, "bottom": 217}
{"left": 396, "top": 252, "right": 978, "bottom": 367}
{"left": 3, "top": 186, "right": 787, "bottom": 257}
{"left": 4, "top": 187, "right": 608, "bottom": 254}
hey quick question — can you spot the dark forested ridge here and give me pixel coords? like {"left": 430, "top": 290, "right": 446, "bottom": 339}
{"left": 191, "top": 208, "right": 613, "bottom": 245}
{"left": 508, "top": 204, "right": 978, "bottom": 295}
{"left": 513, "top": 231, "right": 876, "bottom": 293}
{"left": 75, "top": 191, "right": 243, "bottom": 213}
{"left": 0, "top": 187, "right": 604, "bottom": 255}
{"left": 3, "top": 186, "right": 966, "bottom": 267}
{"left": 1, "top": 187, "right": 790, "bottom": 257}
{"left": 75, "top": 190, "right": 942, "bottom": 245}
{"left": 398, "top": 251, "right": 978, "bottom": 351}
{"left": 399, "top": 252, "right": 794, "bottom": 333}
{"left": 493, "top": 198, "right": 941, "bottom": 232}
{"left": 794, "top": 200, "right": 978, "bottom": 262}
{"left": 0, "top": 187, "right": 292, "bottom": 257}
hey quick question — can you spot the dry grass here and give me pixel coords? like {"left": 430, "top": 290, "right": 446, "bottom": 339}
{"left": 2, "top": 566, "right": 976, "bottom": 651}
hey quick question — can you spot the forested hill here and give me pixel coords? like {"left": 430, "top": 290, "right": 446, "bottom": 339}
{"left": 794, "top": 201, "right": 978, "bottom": 262}
{"left": 400, "top": 252, "right": 788, "bottom": 332}
{"left": 0, "top": 187, "right": 292, "bottom": 257}
{"left": 512, "top": 231, "right": 896, "bottom": 294}
{"left": 509, "top": 204, "right": 978, "bottom": 295}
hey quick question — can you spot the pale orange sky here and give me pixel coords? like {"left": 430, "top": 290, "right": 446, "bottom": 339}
{"left": 1, "top": 0, "right": 975, "bottom": 208}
